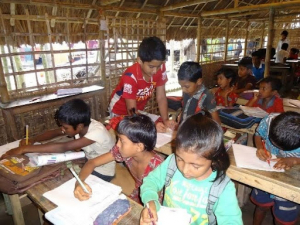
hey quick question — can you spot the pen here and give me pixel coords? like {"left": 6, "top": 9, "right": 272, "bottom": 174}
{"left": 146, "top": 202, "right": 156, "bottom": 225}
{"left": 69, "top": 167, "right": 90, "bottom": 194}
{"left": 262, "top": 140, "right": 270, "bottom": 167}
{"left": 25, "top": 125, "right": 29, "bottom": 145}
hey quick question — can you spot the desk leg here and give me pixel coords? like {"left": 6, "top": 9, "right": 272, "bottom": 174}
{"left": 38, "top": 208, "right": 44, "bottom": 225}
{"left": 8, "top": 194, "right": 25, "bottom": 225}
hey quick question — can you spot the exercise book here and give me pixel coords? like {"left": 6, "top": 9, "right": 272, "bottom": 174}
{"left": 232, "top": 144, "right": 284, "bottom": 172}
{"left": 43, "top": 175, "right": 122, "bottom": 224}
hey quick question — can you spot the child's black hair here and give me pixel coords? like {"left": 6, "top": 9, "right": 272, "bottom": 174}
{"left": 281, "top": 43, "right": 289, "bottom": 50}
{"left": 177, "top": 61, "right": 202, "bottom": 82}
{"left": 269, "top": 111, "right": 300, "bottom": 151}
{"left": 117, "top": 114, "right": 157, "bottom": 151}
{"left": 281, "top": 30, "right": 288, "bottom": 37}
{"left": 215, "top": 68, "right": 237, "bottom": 87}
{"left": 138, "top": 36, "right": 166, "bottom": 62}
{"left": 252, "top": 51, "right": 262, "bottom": 59}
{"left": 259, "top": 77, "right": 282, "bottom": 92}
{"left": 290, "top": 48, "right": 299, "bottom": 55}
{"left": 238, "top": 56, "right": 252, "bottom": 70}
{"left": 54, "top": 99, "right": 91, "bottom": 130}
{"left": 176, "top": 112, "right": 230, "bottom": 182}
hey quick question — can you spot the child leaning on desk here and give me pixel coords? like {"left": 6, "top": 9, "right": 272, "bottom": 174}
{"left": 74, "top": 112, "right": 164, "bottom": 204}
{"left": 140, "top": 112, "right": 242, "bottom": 225}
{"left": 1, "top": 99, "right": 116, "bottom": 182}
{"left": 246, "top": 77, "right": 284, "bottom": 113}
{"left": 252, "top": 111, "right": 300, "bottom": 225}
{"left": 177, "top": 61, "right": 221, "bottom": 124}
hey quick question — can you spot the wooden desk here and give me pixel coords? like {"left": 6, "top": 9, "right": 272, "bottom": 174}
{"left": 155, "top": 142, "right": 300, "bottom": 205}
{"left": 26, "top": 170, "right": 143, "bottom": 225}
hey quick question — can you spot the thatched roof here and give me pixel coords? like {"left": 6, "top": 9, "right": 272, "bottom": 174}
{"left": 1, "top": 0, "right": 300, "bottom": 46}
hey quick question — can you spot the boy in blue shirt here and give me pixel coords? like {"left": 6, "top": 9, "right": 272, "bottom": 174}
{"left": 252, "top": 111, "right": 300, "bottom": 225}
{"left": 252, "top": 51, "right": 265, "bottom": 82}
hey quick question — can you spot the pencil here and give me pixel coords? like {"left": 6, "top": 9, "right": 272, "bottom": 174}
{"left": 69, "top": 167, "right": 90, "bottom": 194}
{"left": 146, "top": 203, "right": 156, "bottom": 225}
{"left": 262, "top": 140, "right": 270, "bottom": 167}
{"left": 25, "top": 125, "right": 29, "bottom": 145}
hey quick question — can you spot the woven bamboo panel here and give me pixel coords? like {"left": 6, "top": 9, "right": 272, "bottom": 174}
{"left": 1, "top": 88, "right": 106, "bottom": 144}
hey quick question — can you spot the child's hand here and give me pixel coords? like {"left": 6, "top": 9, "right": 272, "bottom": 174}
{"left": 164, "top": 120, "right": 178, "bottom": 131}
{"left": 272, "top": 157, "right": 299, "bottom": 170}
{"left": 253, "top": 92, "right": 260, "bottom": 100}
{"left": 256, "top": 148, "right": 271, "bottom": 161}
{"left": 156, "top": 122, "right": 167, "bottom": 133}
{"left": 1, "top": 147, "right": 24, "bottom": 159}
{"left": 140, "top": 202, "right": 158, "bottom": 225}
{"left": 74, "top": 182, "right": 92, "bottom": 201}
{"left": 225, "top": 87, "right": 234, "bottom": 96}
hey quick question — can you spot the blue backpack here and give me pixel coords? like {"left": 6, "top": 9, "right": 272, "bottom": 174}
{"left": 218, "top": 107, "right": 261, "bottom": 129}
{"left": 165, "top": 155, "right": 230, "bottom": 225}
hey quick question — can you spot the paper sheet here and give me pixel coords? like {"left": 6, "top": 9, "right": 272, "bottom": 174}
{"left": 43, "top": 175, "right": 122, "bottom": 219}
{"left": 157, "top": 206, "right": 191, "bottom": 225}
{"left": 232, "top": 144, "right": 284, "bottom": 172}
{"left": 0, "top": 140, "right": 20, "bottom": 157}
{"left": 155, "top": 129, "right": 176, "bottom": 148}
{"left": 239, "top": 106, "right": 269, "bottom": 118}
{"left": 138, "top": 110, "right": 160, "bottom": 123}
{"left": 25, "top": 151, "right": 85, "bottom": 166}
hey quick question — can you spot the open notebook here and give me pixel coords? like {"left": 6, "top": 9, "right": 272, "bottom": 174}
{"left": 232, "top": 144, "right": 284, "bottom": 172}
{"left": 44, "top": 175, "right": 122, "bottom": 225}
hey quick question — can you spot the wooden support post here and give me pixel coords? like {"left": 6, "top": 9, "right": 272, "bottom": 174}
{"left": 196, "top": 17, "right": 201, "bottom": 63}
{"left": 265, "top": 8, "right": 275, "bottom": 78}
{"left": 244, "top": 20, "right": 249, "bottom": 57}
{"left": 10, "top": 3, "right": 15, "bottom": 26}
{"left": 224, "top": 19, "right": 230, "bottom": 62}
{"left": 0, "top": 53, "right": 10, "bottom": 103}
{"left": 260, "top": 22, "right": 265, "bottom": 49}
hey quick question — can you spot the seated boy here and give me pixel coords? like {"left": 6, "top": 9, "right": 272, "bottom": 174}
{"left": 177, "top": 61, "right": 221, "bottom": 124}
{"left": 109, "top": 36, "right": 176, "bottom": 132}
{"left": 275, "top": 43, "right": 289, "bottom": 64}
{"left": 2, "top": 99, "right": 116, "bottom": 181}
{"left": 233, "top": 57, "right": 257, "bottom": 95}
{"left": 246, "top": 77, "right": 284, "bottom": 113}
{"left": 252, "top": 111, "right": 300, "bottom": 225}
{"left": 252, "top": 51, "right": 265, "bottom": 82}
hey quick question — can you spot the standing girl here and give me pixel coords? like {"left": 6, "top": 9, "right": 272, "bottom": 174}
{"left": 140, "top": 112, "right": 242, "bottom": 225}
{"left": 214, "top": 68, "right": 238, "bottom": 107}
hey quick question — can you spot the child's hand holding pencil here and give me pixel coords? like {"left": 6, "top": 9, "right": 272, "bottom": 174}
{"left": 256, "top": 140, "right": 271, "bottom": 165}
{"left": 140, "top": 201, "right": 157, "bottom": 225}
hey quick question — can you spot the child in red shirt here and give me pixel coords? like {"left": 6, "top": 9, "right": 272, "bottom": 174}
{"left": 74, "top": 113, "right": 164, "bottom": 204}
{"left": 246, "top": 77, "right": 284, "bottom": 113}
{"left": 214, "top": 68, "right": 238, "bottom": 107}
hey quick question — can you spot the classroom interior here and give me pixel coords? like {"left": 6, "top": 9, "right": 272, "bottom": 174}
{"left": 1, "top": 0, "right": 300, "bottom": 224}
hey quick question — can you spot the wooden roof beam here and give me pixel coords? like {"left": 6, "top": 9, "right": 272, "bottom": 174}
{"left": 160, "top": 0, "right": 217, "bottom": 11}
{"left": 10, "top": 3, "right": 15, "bottom": 26}
{"left": 83, "top": 0, "right": 97, "bottom": 28}
{"left": 201, "top": 0, "right": 300, "bottom": 17}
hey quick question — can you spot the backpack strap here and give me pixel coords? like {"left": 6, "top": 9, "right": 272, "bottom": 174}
{"left": 165, "top": 154, "right": 177, "bottom": 187}
{"left": 206, "top": 175, "right": 231, "bottom": 225}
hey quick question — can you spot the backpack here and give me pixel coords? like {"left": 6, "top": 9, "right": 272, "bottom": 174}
{"left": 165, "top": 155, "right": 230, "bottom": 225}
{"left": 218, "top": 107, "right": 261, "bottom": 129}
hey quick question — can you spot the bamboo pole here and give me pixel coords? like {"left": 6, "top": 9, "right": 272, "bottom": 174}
{"left": 160, "top": 0, "right": 217, "bottom": 11}
{"left": 10, "top": 3, "right": 15, "bottom": 26}
{"left": 244, "top": 20, "right": 249, "bottom": 57}
{"left": 196, "top": 17, "right": 201, "bottom": 63}
{"left": 260, "top": 22, "right": 265, "bottom": 49}
{"left": 264, "top": 8, "right": 275, "bottom": 78}
{"left": 0, "top": 59, "right": 10, "bottom": 103}
{"left": 224, "top": 19, "right": 230, "bottom": 62}
{"left": 201, "top": 1, "right": 300, "bottom": 17}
